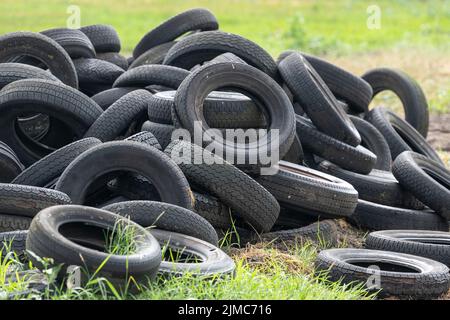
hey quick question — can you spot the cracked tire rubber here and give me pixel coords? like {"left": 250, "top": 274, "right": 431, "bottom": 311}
{"left": 363, "top": 68, "right": 429, "bottom": 137}
{"left": 350, "top": 199, "right": 449, "bottom": 231}
{"left": 164, "top": 31, "right": 278, "bottom": 79}
{"left": 0, "top": 79, "right": 103, "bottom": 166}
{"left": 133, "top": 8, "right": 218, "bottom": 59}
{"left": 148, "top": 90, "right": 265, "bottom": 128}
{"left": 0, "top": 183, "right": 71, "bottom": 218}
{"left": 12, "top": 138, "right": 101, "bottom": 187}
{"left": 366, "top": 230, "right": 450, "bottom": 267}
{"left": 26, "top": 205, "right": 161, "bottom": 286}
{"left": 366, "top": 107, "right": 442, "bottom": 164}
{"left": 392, "top": 151, "right": 450, "bottom": 219}
{"left": 113, "top": 64, "right": 189, "bottom": 89}
{"left": 279, "top": 52, "right": 361, "bottom": 146}
{"left": 0, "top": 32, "right": 78, "bottom": 88}
{"left": 318, "top": 161, "right": 423, "bottom": 209}
{"left": 56, "top": 141, "right": 194, "bottom": 209}
{"left": 96, "top": 52, "right": 128, "bottom": 70}
{"left": 40, "top": 28, "right": 96, "bottom": 59}
{"left": 174, "top": 62, "right": 295, "bottom": 170}
{"left": 150, "top": 229, "right": 235, "bottom": 278}
{"left": 295, "top": 115, "right": 376, "bottom": 174}
{"left": 79, "top": 25, "right": 121, "bottom": 53}
{"left": 315, "top": 248, "right": 450, "bottom": 299}
{"left": 165, "top": 140, "right": 280, "bottom": 233}
{"left": 130, "top": 42, "right": 176, "bottom": 69}
{"left": 102, "top": 200, "right": 218, "bottom": 245}
{"left": 84, "top": 89, "right": 152, "bottom": 141}
{"left": 350, "top": 115, "right": 392, "bottom": 171}
{"left": 0, "top": 63, "right": 60, "bottom": 89}
{"left": 257, "top": 161, "right": 358, "bottom": 218}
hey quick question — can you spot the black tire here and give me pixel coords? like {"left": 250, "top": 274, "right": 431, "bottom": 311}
{"left": 0, "top": 63, "right": 60, "bottom": 89}
{"left": 12, "top": 138, "right": 101, "bottom": 187}
{"left": 366, "top": 230, "right": 450, "bottom": 267}
{"left": 150, "top": 229, "right": 235, "bottom": 278}
{"left": 393, "top": 151, "right": 450, "bottom": 219}
{"left": 0, "top": 183, "right": 71, "bottom": 217}
{"left": 148, "top": 90, "right": 266, "bottom": 128}
{"left": 193, "top": 192, "right": 233, "bottom": 230}
{"left": 91, "top": 87, "right": 138, "bottom": 110}
{"left": 26, "top": 205, "right": 161, "bottom": 286}
{"left": 315, "top": 248, "right": 450, "bottom": 298}
{"left": 79, "top": 25, "right": 121, "bottom": 53}
{"left": 130, "top": 42, "right": 176, "bottom": 69}
{"left": 279, "top": 53, "right": 360, "bottom": 146}
{"left": 256, "top": 220, "right": 338, "bottom": 245}
{"left": 296, "top": 116, "right": 376, "bottom": 174}
{"left": 164, "top": 31, "right": 278, "bottom": 79}
{"left": 3, "top": 269, "right": 48, "bottom": 298}
{"left": 207, "top": 52, "right": 247, "bottom": 66}
{"left": 125, "top": 131, "right": 162, "bottom": 150}
{"left": 174, "top": 62, "right": 295, "bottom": 169}
{"left": 362, "top": 68, "right": 429, "bottom": 137}
{"left": 133, "top": 8, "right": 218, "bottom": 58}
{"left": 0, "top": 79, "right": 102, "bottom": 165}
{"left": 318, "top": 161, "right": 423, "bottom": 209}
{"left": 165, "top": 140, "right": 279, "bottom": 233}
{"left": 141, "top": 121, "right": 175, "bottom": 149}
{"left": 96, "top": 52, "right": 128, "bottom": 70}
{"left": 349, "top": 115, "right": 391, "bottom": 171}
{"left": 0, "top": 32, "right": 78, "bottom": 88}
{"left": 281, "top": 134, "right": 304, "bottom": 164}
{"left": 366, "top": 107, "right": 442, "bottom": 163}
{"left": 73, "top": 58, "right": 124, "bottom": 84}
{"left": 84, "top": 90, "right": 152, "bottom": 141}
{"left": 0, "top": 214, "right": 32, "bottom": 232}
{"left": 0, "top": 230, "right": 27, "bottom": 260}
{"left": 40, "top": 28, "right": 96, "bottom": 59}
{"left": 350, "top": 199, "right": 449, "bottom": 231}
{"left": 257, "top": 161, "right": 357, "bottom": 218}
{"left": 56, "top": 141, "right": 194, "bottom": 209}
{"left": 102, "top": 200, "right": 218, "bottom": 245}
{"left": 113, "top": 64, "right": 189, "bottom": 89}
{"left": 0, "top": 142, "right": 24, "bottom": 183}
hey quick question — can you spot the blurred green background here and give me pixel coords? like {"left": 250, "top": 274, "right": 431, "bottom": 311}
{"left": 0, "top": 0, "right": 448, "bottom": 115}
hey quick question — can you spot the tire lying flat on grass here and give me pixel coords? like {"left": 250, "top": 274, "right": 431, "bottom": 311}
{"left": 393, "top": 151, "right": 450, "bottom": 219}
{"left": 26, "top": 205, "right": 161, "bottom": 286}
{"left": 315, "top": 248, "right": 450, "bottom": 299}
{"left": 366, "top": 230, "right": 450, "bottom": 267}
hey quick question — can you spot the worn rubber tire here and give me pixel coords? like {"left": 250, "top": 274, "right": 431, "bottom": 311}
{"left": 318, "top": 161, "right": 423, "bottom": 209}
{"left": 0, "top": 214, "right": 32, "bottom": 232}
{"left": 366, "top": 107, "right": 442, "bottom": 163}
{"left": 84, "top": 89, "right": 152, "bottom": 141}
{"left": 56, "top": 141, "right": 194, "bottom": 209}
{"left": 257, "top": 161, "right": 358, "bottom": 218}
{"left": 73, "top": 58, "right": 125, "bottom": 84}
{"left": 165, "top": 140, "right": 279, "bottom": 232}
{"left": 96, "top": 52, "right": 128, "bottom": 70}
{"left": 26, "top": 205, "right": 161, "bottom": 286}
{"left": 0, "top": 183, "right": 71, "bottom": 217}
{"left": 0, "top": 79, "right": 102, "bottom": 165}
{"left": 164, "top": 31, "right": 278, "bottom": 79}
{"left": 192, "top": 192, "right": 233, "bottom": 230}
{"left": 281, "top": 134, "right": 304, "bottom": 164}
{"left": 363, "top": 68, "right": 429, "bottom": 137}
{"left": 130, "top": 42, "right": 176, "bottom": 69}
{"left": 0, "top": 63, "right": 60, "bottom": 89}
{"left": 133, "top": 8, "right": 218, "bottom": 59}
{"left": 366, "top": 230, "right": 450, "bottom": 267}
{"left": 296, "top": 115, "right": 376, "bottom": 174}
{"left": 41, "top": 28, "right": 96, "bottom": 59}
{"left": 0, "top": 230, "right": 27, "bottom": 261}
{"left": 350, "top": 199, "right": 449, "bottom": 231}
{"left": 141, "top": 121, "right": 175, "bottom": 149}
{"left": 125, "top": 131, "right": 162, "bottom": 150}
{"left": 91, "top": 87, "right": 138, "bottom": 110}
{"left": 12, "top": 138, "right": 101, "bottom": 187}
{"left": 349, "top": 115, "right": 391, "bottom": 171}
{"left": 151, "top": 229, "right": 235, "bottom": 278}
{"left": 315, "top": 248, "right": 450, "bottom": 299}
{"left": 0, "top": 32, "right": 78, "bottom": 88}
{"left": 79, "top": 25, "right": 121, "bottom": 53}
{"left": 392, "top": 151, "right": 450, "bottom": 219}
{"left": 174, "top": 62, "right": 295, "bottom": 170}
{"left": 0, "top": 142, "right": 24, "bottom": 183}
{"left": 102, "top": 200, "right": 218, "bottom": 245}
{"left": 279, "top": 52, "right": 360, "bottom": 146}
{"left": 113, "top": 64, "right": 189, "bottom": 89}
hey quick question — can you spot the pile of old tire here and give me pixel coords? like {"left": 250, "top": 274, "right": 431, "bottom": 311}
{"left": 0, "top": 8, "right": 448, "bottom": 299}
